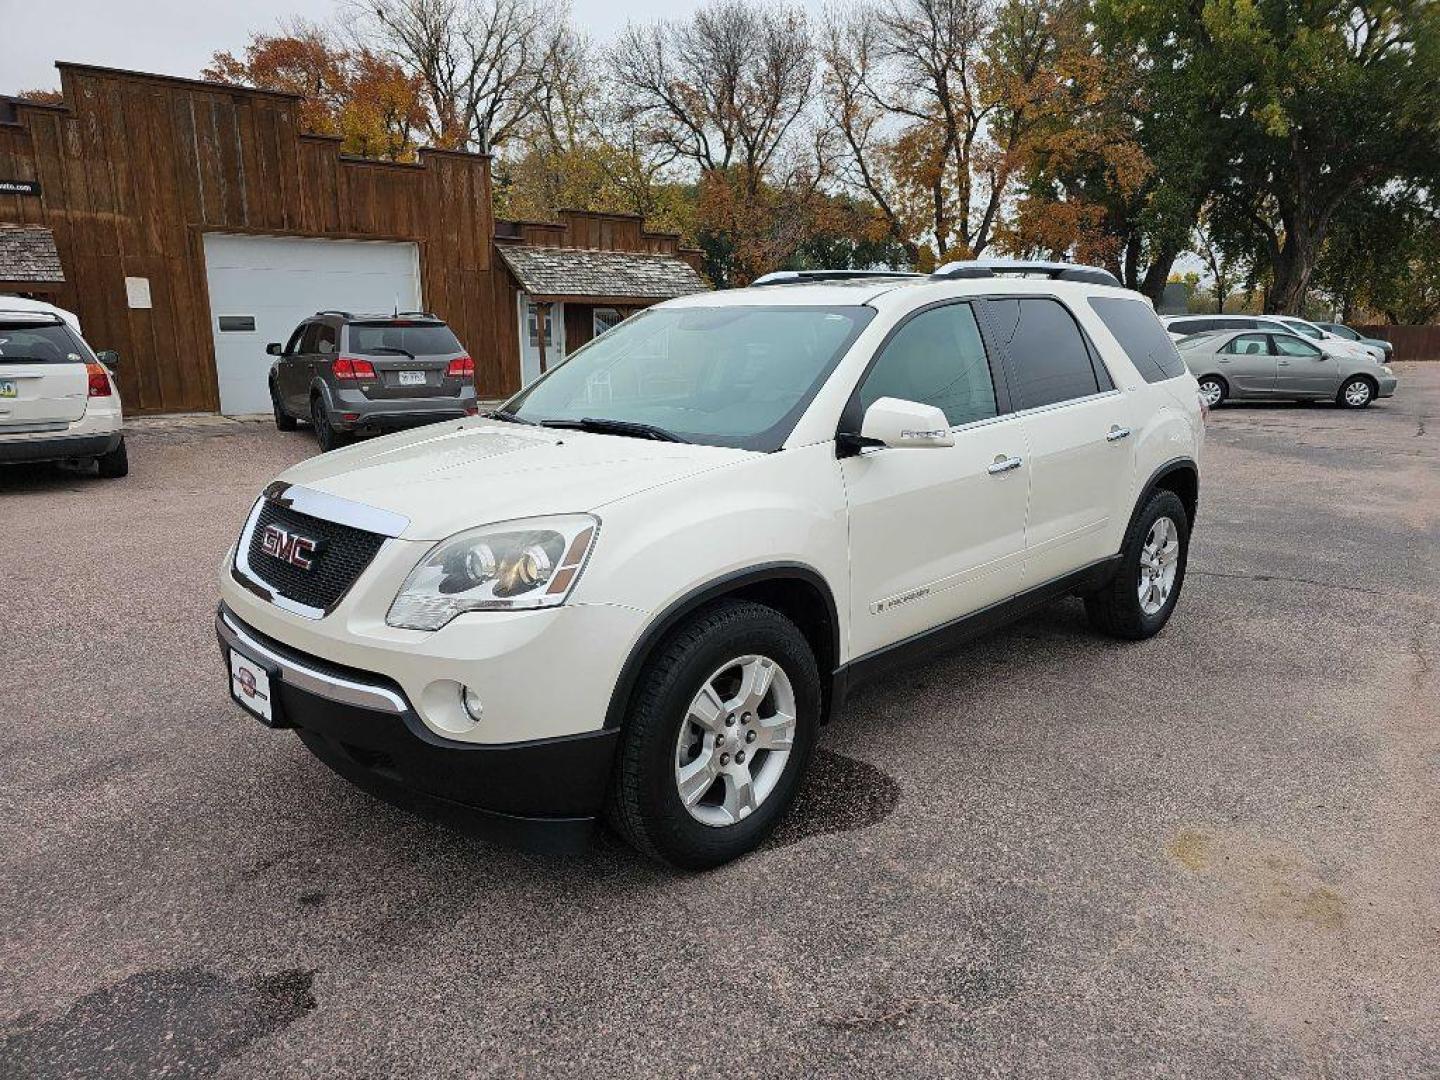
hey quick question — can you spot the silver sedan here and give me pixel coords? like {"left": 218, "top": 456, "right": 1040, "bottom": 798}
{"left": 1177, "top": 330, "right": 1398, "bottom": 409}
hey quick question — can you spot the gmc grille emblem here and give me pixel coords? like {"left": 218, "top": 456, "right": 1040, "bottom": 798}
{"left": 261, "top": 524, "right": 320, "bottom": 570}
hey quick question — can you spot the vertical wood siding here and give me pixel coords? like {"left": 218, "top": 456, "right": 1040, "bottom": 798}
{"left": 0, "top": 66, "right": 514, "bottom": 412}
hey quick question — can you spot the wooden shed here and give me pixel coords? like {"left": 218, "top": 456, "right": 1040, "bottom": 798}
{"left": 0, "top": 64, "right": 706, "bottom": 415}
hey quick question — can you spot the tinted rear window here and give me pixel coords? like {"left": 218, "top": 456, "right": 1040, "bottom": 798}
{"left": 0, "top": 320, "right": 90, "bottom": 364}
{"left": 982, "top": 297, "right": 1104, "bottom": 409}
{"left": 348, "top": 322, "right": 462, "bottom": 356}
{"left": 1089, "top": 298, "right": 1187, "bottom": 383}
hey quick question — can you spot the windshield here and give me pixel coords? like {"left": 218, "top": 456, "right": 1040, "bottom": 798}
{"left": 504, "top": 304, "right": 874, "bottom": 451}
{"left": 0, "top": 320, "right": 91, "bottom": 364}
{"left": 347, "top": 322, "right": 461, "bottom": 357}
{"left": 1327, "top": 324, "right": 1360, "bottom": 341}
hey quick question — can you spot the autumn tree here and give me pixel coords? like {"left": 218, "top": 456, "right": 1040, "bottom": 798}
{"left": 346, "top": 0, "right": 571, "bottom": 154}
{"left": 822, "top": 0, "right": 1091, "bottom": 267}
{"left": 1102, "top": 0, "right": 1440, "bottom": 314}
{"left": 205, "top": 22, "right": 353, "bottom": 139}
{"left": 610, "top": 0, "right": 831, "bottom": 284}
{"left": 15, "top": 89, "right": 64, "bottom": 105}
{"left": 205, "top": 25, "right": 426, "bottom": 161}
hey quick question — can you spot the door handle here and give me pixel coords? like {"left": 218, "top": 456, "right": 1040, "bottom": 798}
{"left": 988, "top": 455, "right": 1023, "bottom": 474}
{"left": 1106, "top": 426, "right": 1131, "bottom": 442}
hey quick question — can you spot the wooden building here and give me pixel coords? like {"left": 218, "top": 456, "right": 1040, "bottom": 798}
{"left": 0, "top": 64, "right": 705, "bottom": 415}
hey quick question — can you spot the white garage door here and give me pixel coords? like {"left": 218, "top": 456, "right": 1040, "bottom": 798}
{"left": 203, "top": 234, "right": 421, "bottom": 415}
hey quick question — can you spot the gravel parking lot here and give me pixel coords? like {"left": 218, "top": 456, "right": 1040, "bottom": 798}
{"left": 3, "top": 367, "right": 1437, "bottom": 1078}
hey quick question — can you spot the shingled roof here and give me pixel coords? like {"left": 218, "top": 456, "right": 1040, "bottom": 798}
{"left": 498, "top": 245, "right": 706, "bottom": 300}
{"left": 0, "top": 226, "right": 65, "bottom": 283}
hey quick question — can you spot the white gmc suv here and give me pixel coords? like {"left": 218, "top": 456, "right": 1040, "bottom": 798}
{"left": 218, "top": 261, "right": 1203, "bottom": 869}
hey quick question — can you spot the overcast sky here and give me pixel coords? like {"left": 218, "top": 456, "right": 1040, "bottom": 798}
{"left": 0, "top": 0, "right": 738, "bottom": 95}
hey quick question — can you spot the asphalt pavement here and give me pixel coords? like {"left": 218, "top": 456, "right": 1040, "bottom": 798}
{"left": 2, "top": 367, "right": 1437, "bottom": 1078}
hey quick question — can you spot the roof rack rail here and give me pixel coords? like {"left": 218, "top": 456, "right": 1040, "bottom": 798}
{"left": 394, "top": 310, "right": 441, "bottom": 320}
{"left": 751, "top": 269, "right": 923, "bottom": 287}
{"left": 931, "top": 259, "right": 1122, "bottom": 287}
{"left": 315, "top": 309, "right": 353, "bottom": 318}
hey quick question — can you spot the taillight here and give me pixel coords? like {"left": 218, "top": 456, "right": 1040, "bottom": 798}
{"left": 86, "top": 362, "right": 112, "bottom": 397}
{"left": 332, "top": 357, "right": 377, "bottom": 380}
{"left": 446, "top": 355, "right": 475, "bottom": 379}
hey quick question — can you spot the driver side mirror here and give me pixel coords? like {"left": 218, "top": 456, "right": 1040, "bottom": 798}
{"left": 95, "top": 349, "right": 120, "bottom": 368}
{"left": 266, "top": 342, "right": 283, "bottom": 357}
{"left": 850, "top": 397, "right": 954, "bottom": 450}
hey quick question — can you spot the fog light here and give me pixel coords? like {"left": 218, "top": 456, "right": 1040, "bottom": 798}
{"left": 461, "top": 685, "right": 484, "bottom": 723}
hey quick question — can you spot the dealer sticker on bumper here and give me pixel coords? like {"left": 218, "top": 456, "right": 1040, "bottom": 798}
{"left": 0, "top": 379, "right": 16, "bottom": 399}
{"left": 229, "top": 649, "right": 273, "bottom": 723}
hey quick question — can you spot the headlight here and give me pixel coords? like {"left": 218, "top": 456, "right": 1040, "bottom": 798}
{"left": 386, "top": 514, "right": 599, "bottom": 630}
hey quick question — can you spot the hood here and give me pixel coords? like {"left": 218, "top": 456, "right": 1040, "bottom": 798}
{"left": 275, "top": 419, "right": 754, "bottom": 540}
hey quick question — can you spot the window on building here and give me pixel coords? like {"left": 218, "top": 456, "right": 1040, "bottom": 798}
{"left": 593, "top": 308, "right": 623, "bottom": 337}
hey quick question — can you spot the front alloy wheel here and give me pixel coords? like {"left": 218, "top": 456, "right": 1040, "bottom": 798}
{"left": 608, "top": 599, "right": 818, "bottom": 869}
{"left": 674, "top": 655, "right": 797, "bottom": 827}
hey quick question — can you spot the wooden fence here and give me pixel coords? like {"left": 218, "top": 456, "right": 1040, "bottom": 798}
{"left": 1354, "top": 325, "right": 1440, "bottom": 362}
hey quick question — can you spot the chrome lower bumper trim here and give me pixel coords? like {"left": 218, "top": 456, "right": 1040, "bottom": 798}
{"left": 217, "top": 609, "right": 408, "bottom": 715}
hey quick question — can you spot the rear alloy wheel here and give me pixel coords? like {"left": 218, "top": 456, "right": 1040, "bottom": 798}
{"left": 1085, "top": 489, "right": 1189, "bottom": 640}
{"left": 311, "top": 396, "right": 349, "bottom": 452}
{"left": 1338, "top": 376, "right": 1374, "bottom": 409}
{"left": 1197, "top": 376, "right": 1226, "bottom": 409}
{"left": 608, "top": 600, "right": 818, "bottom": 869}
{"left": 96, "top": 437, "right": 129, "bottom": 479}
{"left": 271, "top": 380, "right": 298, "bottom": 431}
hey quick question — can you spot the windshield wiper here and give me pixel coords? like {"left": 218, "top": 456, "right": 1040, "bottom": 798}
{"left": 368, "top": 346, "right": 415, "bottom": 359}
{"left": 484, "top": 408, "right": 538, "bottom": 425}
{"left": 539, "top": 417, "right": 688, "bottom": 443}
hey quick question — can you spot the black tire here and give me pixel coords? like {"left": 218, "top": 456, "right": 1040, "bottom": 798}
{"left": 1336, "top": 375, "right": 1375, "bottom": 409}
{"left": 271, "top": 380, "right": 298, "bottom": 431}
{"left": 96, "top": 437, "right": 129, "bottom": 479}
{"left": 311, "top": 395, "right": 349, "bottom": 452}
{"left": 1084, "top": 489, "right": 1189, "bottom": 640}
{"left": 1197, "top": 375, "right": 1227, "bottom": 408}
{"left": 607, "top": 600, "right": 820, "bottom": 870}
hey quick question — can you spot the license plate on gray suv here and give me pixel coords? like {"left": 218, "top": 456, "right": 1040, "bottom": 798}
{"left": 398, "top": 371, "right": 426, "bottom": 386}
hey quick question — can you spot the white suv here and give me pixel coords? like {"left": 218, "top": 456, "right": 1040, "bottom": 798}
{"left": 218, "top": 261, "right": 1203, "bottom": 868}
{"left": 0, "top": 306, "right": 127, "bottom": 477}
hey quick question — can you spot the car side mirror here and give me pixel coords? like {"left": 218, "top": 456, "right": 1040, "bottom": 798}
{"left": 95, "top": 349, "right": 120, "bottom": 368}
{"left": 857, "top": 397, "right": 954, "bottom": 449}
{"left": 266, "top": 342, "right": 283, "bottom": 357}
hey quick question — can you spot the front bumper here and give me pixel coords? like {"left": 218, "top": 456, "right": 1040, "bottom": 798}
{"left": 1377, "top": 373, "right": 1398, "bottom": 398}
{"left": 217, "top": 605, "right": 619, "bottom": 852}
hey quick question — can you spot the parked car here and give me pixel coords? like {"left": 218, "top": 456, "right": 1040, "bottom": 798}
{"left": 218, "top": 262, "right": 1203, "bottom": 868}
{"left": 267, "top": 311, "right": 478, "bottom": 451}
{"left": 1316, "top": 321, "right": 1394, "bottom": 359}
{"left": 1177, "top": 329, "right": 1396, "bottom": 408}
{"left": 0, "top": 306, "right": 127, "bottom": 477}
{"left": 1161, "top": 314, "right": 1382, "bottom": 362}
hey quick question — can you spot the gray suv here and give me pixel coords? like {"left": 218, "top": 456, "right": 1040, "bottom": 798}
{"left": 267, "top": 311, "right": 478, "bottom": 451}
